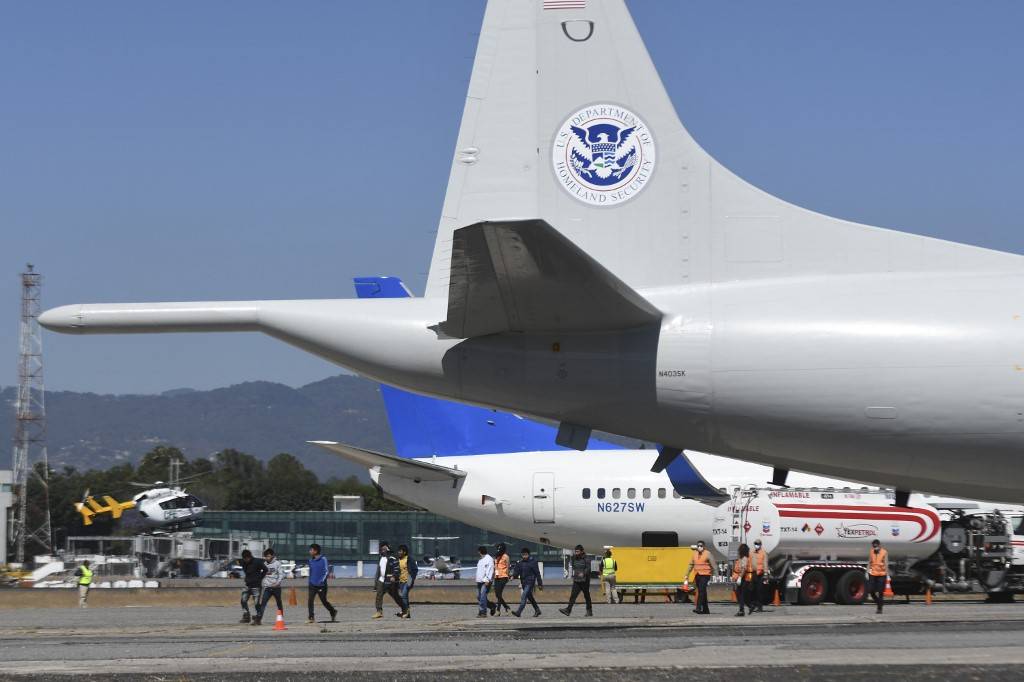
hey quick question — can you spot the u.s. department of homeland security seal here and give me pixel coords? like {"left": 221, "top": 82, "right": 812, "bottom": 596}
{"left": 551, "top": 104, "right": 656, "bottom": 207}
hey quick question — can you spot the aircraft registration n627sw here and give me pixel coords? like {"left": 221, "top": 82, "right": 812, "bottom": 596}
{"left": 41, "top": 0, "right": 1024, "bottom": 502}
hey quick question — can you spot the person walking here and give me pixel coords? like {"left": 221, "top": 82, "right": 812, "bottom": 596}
{"left": 238, "top": 549, "right": 266, "bottom": 623}
{"left": 373, "top": 541, "right": 403, "bottom": 619}
{"left": 511, "top": 547, "right": 543, "bottom": 618}
{"left": 732, "top": 543, "right": 753, "bottom": 617}
{"left": 559, "top": 544, "right": 593, "bottom": 617}
{"left": 750, "top": 539, "right": 768, "bottom": 612}
{"left": 475, "top": 545, "right": 496, "bottom": 618}
{"left": 686, "top": 540, "right": 715, "bottom": 615}
{"left": 867, "top": 539, "right": 889, "bottom": 614}
{"left": 75, "top": 560, "right": 93, "bottom": 609}
{"left": 600, "top": 548, "right": 619, "bottom": 604}
{"left": 307, "top": 543, "right": 337, "bottom": 624}
{"left": 492, "top": 543, "right": 513, "bottom": 616}
{"left": 253, "top": 548, "right": 285, "bottom": 626}
{"left": 396, "top": 544, "right": 418, "bottom": 619}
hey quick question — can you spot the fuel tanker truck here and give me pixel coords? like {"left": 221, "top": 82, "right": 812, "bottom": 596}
{"left": 711, "top": 487, "right": 1024, "bottom": 605}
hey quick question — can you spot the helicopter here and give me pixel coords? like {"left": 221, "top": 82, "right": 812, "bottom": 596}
{"left": 130, "top": 479, "right": 206, "bottom": 532}
{"left": 73, "top": 471, "right": 207, "bottom": 533}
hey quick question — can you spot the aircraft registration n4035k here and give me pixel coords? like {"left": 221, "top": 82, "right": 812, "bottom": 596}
{"left": 40, "top": 1, "right": 1024, "bottom": 502}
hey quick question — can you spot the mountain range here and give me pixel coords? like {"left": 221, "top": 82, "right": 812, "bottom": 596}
{"left": 0, "top": 375, "right": 394, "bottom": 480}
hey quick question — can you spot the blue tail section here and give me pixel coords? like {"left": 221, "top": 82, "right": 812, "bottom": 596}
{"left": 354, "top": 276, "right": 621, "bottom": 457}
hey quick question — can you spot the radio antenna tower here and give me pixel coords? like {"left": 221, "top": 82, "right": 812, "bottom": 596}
{"left": 11, "top": 264, "right": 52, "bottom": 563}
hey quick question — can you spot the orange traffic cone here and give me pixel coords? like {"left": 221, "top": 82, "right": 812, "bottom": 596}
{"left": 925, "top": 588, "right": 932, "bottom": 605}
{"left": 883, "top": 577, "right": 894, "bottom": 598}
{"left": 272, "top": 609, "right": 287, "bottom": 631}
{"left": 772, "top": 587, "right": 781, "bottom": 606}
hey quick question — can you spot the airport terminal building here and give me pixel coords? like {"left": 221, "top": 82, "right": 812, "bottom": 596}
{"left": 193, "top": 507, "right": 564, "bottom": 566}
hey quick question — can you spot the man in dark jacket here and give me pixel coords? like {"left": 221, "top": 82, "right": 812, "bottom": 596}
{"left": 559, "top": 544, "right": 593, "bottom": 617}
{"left": 238, "top": 549, "right": 266, "bottom": 624}
{"left": 307, "top": 543, "right": 337, "bottom": 624}
{"left": 511, "top": 547, "right": 543, "bottom": 618}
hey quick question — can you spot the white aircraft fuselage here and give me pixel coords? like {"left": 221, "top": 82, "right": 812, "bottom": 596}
{"left": 42, "top": 268, "right": 1024, "bottom": 502}
{"left": 373, "top": 450, "right": 859, "bottom": 552}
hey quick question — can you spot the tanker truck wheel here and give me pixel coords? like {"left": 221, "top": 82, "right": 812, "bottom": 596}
{"left": 798, "top": 570, "right": 828, "bottom": 605}
{"left": 834, "top": 570, "right": 867, "bottom": 605}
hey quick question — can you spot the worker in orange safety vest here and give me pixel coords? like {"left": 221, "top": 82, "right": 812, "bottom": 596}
{"left": 867, "top": 539, "right": 889, "bottom": 614}
{"left": 685, "top": 540, "right": 716, "bottom": 615}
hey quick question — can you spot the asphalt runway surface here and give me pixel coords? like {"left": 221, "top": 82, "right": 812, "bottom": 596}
{"left": 2, "top": 600, "right": 1023, "bottom": 680}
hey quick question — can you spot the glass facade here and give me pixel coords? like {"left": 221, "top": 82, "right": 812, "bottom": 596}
{"left": 194, "top": 510, "right": 564, "bottom": 563}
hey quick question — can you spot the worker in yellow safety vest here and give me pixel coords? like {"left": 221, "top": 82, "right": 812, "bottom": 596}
{"left": 600, "top": 548, "right": 618, "bottom": 604}
{"left": 75, "top": 560, "right": 93, "bottom": 609}
{"left": 867, "top": 539, "right": 889, "bottom": 614}
{"left": 686, "top": 540, "right": 716, "bottom": 615}
{"left": 750, "top": 539, "right": 768, "bottom": 613}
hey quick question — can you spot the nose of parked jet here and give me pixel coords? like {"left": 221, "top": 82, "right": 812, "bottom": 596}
{"left": 39, "top": 305, "right": 84, "bottom": 332}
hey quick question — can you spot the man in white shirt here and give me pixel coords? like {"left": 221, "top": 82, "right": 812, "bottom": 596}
{"left": 475, "top": 545, "right": 496, "bottom": 618}
{"left": 373, "top": 541, "right": 403, "bottom": 619}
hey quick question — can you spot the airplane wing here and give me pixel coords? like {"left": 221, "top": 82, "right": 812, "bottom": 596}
{"left": 308, "top": 441, "right": 467, "bottom": 483}
{"left": 437, "top": 219, "right": 662, "bottom": 338}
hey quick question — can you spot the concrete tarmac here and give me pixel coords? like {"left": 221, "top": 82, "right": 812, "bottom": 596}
{"left": 1, "top": 601, "right": 1023, "bottom": 680}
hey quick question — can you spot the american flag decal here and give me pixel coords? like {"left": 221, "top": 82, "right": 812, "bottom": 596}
{"left": 544, "top": 0, "right": 586, "bottom": 9}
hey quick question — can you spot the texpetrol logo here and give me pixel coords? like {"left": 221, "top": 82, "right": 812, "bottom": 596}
{"left": 552, "top": 104, "right": 655, "bottom": 206}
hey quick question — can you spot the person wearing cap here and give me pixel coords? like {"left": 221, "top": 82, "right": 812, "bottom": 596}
{"left": 75, "top": 560, "right": 93, "bottom": 609}
{"left": 867, "top": 539, "right": 889, "bottom": 614}
{"left": 600, "top": 548, "right": 619, "bottom": 604}
{"left": 750, "top": 539, "right": 768, "bottom": 612}
{"left": 685, "top": 540, "right": 716, "bottom": 615}
{"left": 492, "top": 543, "right": 512, "bottom": 615}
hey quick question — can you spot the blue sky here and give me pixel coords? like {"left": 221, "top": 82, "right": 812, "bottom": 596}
{"left": 2, "top": 1, "right": 1022, "bottom": 394}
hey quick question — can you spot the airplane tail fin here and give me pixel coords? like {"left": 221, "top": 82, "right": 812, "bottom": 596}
{"left": 354, "top": 276, "right": 621, "bottom": 457}
{"left": 425, "top": 0, "right": 1021, "bottom": 300}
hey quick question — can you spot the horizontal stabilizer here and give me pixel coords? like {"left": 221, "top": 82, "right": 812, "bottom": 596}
{"left": 308, "top": 441, "right": 467, "bottom": 482}
{"left": 666, "top": 450, "right": 730, "bottom": 505}
{"left": 438, "top": 219, "right": 662, "bottom": 338}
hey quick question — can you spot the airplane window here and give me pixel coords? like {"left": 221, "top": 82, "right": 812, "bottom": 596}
{"left": 657, "top": 488, "right": 666, "bottom": 498}
{"left": 612, "top": 488, "right": 621, "bottom": 499}
{"left": 627, "top": 488, "right": 636, "bottom": 499}
{"left": 672, "top": 490, "right": 681, "bottom": 498}
{"left": 643, "top": 488, "right": 651, "bottom": 499}
{"left": 582, "top": 488, "right": 591, "bottom": 499}
{"left": 597, "top": 488, "right": 606, "bottom": 499}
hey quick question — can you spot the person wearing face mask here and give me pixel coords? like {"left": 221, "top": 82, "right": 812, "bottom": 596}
{"left": 686, "top": 540, "right": 716, "bottom": 615}
{"left": 750, "top": 539, "right": 768, "bottom": 613}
